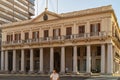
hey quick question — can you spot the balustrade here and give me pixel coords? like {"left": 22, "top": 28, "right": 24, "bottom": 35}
{"left": 2, "top": 32, "right": 110, "bottom": 46}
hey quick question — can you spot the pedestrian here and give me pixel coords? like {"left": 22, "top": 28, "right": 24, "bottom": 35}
{"left": 50, "top": 69, "right": 60, "bottom": 80}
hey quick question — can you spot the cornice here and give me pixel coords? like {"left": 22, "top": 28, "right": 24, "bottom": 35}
{"left": 60, "top": 5, "right": 113, "bottom": 18}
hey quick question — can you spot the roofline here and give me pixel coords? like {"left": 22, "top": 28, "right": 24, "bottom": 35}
{"left": 1, "top": 5, "right": 119, "bottom": 29}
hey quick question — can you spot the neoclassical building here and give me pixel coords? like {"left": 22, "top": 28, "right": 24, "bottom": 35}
{"left": 0, "top": 5, "right": 120, "bottom": 75}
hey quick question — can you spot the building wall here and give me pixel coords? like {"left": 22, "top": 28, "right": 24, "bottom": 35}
{"left": 0, "top": 0, "right": 35, "bottom": 24}
{"left": 1, "top": 5, "right": 120, "bottom": 74}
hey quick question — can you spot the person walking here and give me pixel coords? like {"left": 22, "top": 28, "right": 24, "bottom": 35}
{"left": 50, "top": 69, "right": 60, "bottom": 80}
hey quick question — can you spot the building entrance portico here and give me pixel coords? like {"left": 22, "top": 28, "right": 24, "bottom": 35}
{"left": 1, "top": 5, "right": 120, "bottom": 75}
{"left": 0, "top": 44, "right": 117, "bottom": 74}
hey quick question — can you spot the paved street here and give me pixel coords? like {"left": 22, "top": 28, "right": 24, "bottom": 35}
{"left": 0, "top": 76, "right": 120, "bottom": 80}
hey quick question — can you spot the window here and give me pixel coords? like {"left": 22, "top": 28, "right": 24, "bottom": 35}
{"left": 25, "top": 32, "right": 29, "bottom": 40}
{"left": 44, "top": 30, "right": 49, "bottom": 37}
{"left": 14, "top": 33, "right": 21, "bottom": 41}
{"left": 6, "top": 34, "right": 13, "bottom": 42}
{"left": 32, "top": 31, "right": 39, "bottom": 39}
{"left": 79, "top": 25, "right": 85, "bottom": 34}
{"left": 66, "top": 27, "right": 72, "bottom": 35}
{"left": 96, "top": 46, "right": 101, "bottom": 56}
{"left": 66, "top": 27, "right": 72, "bottom": 39}
{"left": 90, "top": 23, "right": 100, "bottom": 36}
{"left": 53, "top": 28, "right": 61, "bottom": 37}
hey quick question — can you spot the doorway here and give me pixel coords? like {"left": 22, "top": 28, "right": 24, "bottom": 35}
{"left": 54, "top": 52, "right": 60, "bottom": 73}
{"left": 8, "top": 51, "right": 13, "bottom": 72}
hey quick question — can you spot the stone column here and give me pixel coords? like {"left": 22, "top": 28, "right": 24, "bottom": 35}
{"left": 86, "top": 45, "right": 91, "bottom": 73}
{"left": 21, "top": 49, "right": 25, "bottom": 73}
{"left": 5, "top": 50, "right": 8, "bottom": 72}
{"left": 1, "top": 51, "right": 4, "bottom": 71}
{"left": 107, "top": 43, "right": 113, "bottom": 74}
{"left": 50, "top": 47, "right": 54, "bottom": 72}
{"left": 101, "top": 44, "right": 105, "bottom": 74}
{"left": 39, "top": 48, "right": 43, "bottom": 73}
{"left": 73, "top": 46, "right": 78, "bottom": 73}
{"left": 60, "top": 47, "right": 65, "bottom": 73}
{"left": 29, "top": 49, "right": 34, "bottom": 73}
{"left": 12, "top": 50, "right": 17, "bottom": 73}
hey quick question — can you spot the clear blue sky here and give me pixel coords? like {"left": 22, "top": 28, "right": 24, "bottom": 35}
{"left": 34, "top": 0, "right": 120, "bottom": 25}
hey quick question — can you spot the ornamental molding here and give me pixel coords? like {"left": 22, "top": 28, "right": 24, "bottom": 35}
{"left": 61, "top": 5, "right": 112, "bottom": 18}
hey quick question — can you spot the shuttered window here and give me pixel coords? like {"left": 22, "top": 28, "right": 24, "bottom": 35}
{"left": 6, "top": 34, "right": 13, "bottom": 42}
{"left": 44, "top": 30, "right": 49, "bottom": 37}
{"left": 90, "top": 23, "right": 100, "bottom": 32}
{"left": 32, "top": 31, "right": 39, "bottom": 39}
{"left": 66, "top": 27, "right": 72, "bottom": 35}
{"left": 79, "top": 25, "right": 85, "bottom": 34}
{"left": 53, "top": 28, "right": 61, "bottom": 37}
{"left": 14, "top": 33, "right": 21, "bottom": 41}
{"left": 25, "top": 32, "right": 29, "bottom": 40}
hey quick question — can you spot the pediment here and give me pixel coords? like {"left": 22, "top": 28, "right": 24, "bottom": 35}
{"left": 32, "top": 10, "right": 61, "bottom": 22}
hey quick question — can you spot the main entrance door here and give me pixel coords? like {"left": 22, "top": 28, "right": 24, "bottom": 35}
{"left": 54, "top": 52, "right": 60, "bottom": 73}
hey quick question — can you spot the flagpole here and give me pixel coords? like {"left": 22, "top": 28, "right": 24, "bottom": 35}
{"left": 57, "top": 0, "right": 58, "bottom": 13}
{"left": 46, "top": 0, "right": 48, "bottom": 10}
{"left": 37, "top": 0, "right": 38, "bottom": 15}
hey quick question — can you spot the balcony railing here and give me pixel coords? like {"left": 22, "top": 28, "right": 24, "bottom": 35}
{"left": 23, "top": 39, "right": 31, "bottom": 43}
{"left": 75, "top": 33, "right": 86, "bottom": 38}
{"left": 52, "top": 36, "right": 61, "bottom": 41}
{"left": 2, "top": 32, "right": 110, "bottom": 46}
{"left": 90, "top": 32, "right": 99, "bottom": 36}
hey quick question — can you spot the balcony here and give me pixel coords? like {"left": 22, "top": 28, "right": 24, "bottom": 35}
{"left": 2, "top": 32, "right": 109, "bottom": 46}
{"left": 2, "top": 40, "right": 22, "bottom": 46}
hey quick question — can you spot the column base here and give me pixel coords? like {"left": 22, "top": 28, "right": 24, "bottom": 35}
{"left": 29, "top": 71, "right": 34, "bottom": 74}
{"left": 19, "top": 71, "right": 26, "bottom": 74}
{"left": 11, "top": 71, "right": 17, "bottom": 74}
{"left": 84, "top": 72, "right": 92, "bottom": 76}
{"left": 59, "top": 72, "right": 65, "bottom": 75}
{"left": 0, "top": 70, "right": 6, "bottom": 74}
{"left": 38, "top": 71, "right": 44, "bottom": 74}
{"left": 100, "top": 73, "right": 113, "bottom": 77}
{"left": 72, "top": 72, "right": 80, "bottom": 75}
{"left": 100, "top": 73, "right": 106, "bottom": 75}
{"left": 4, "top": 70, "right": 9, "bottom": 74}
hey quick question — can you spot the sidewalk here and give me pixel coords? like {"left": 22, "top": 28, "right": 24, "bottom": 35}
{"left": 0, "top": 73, "right": 119, "bottom": 77}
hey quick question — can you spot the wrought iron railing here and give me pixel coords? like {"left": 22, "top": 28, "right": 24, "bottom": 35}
{"left": 2, "top": 32, "right": 112, "bottom": 46}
